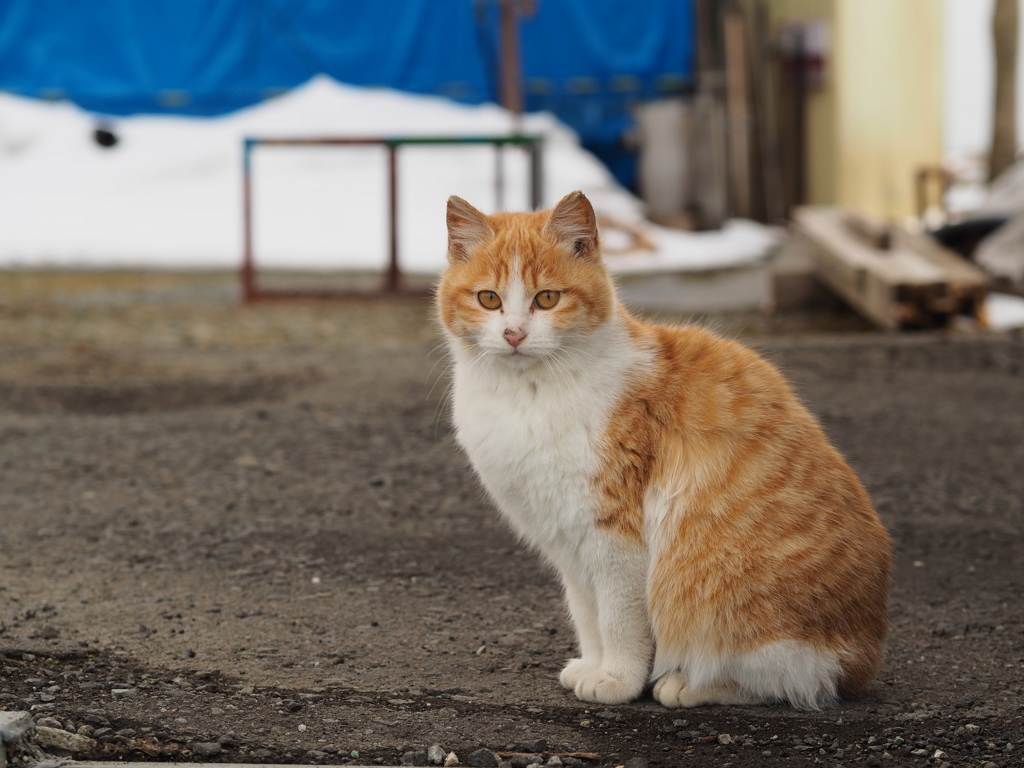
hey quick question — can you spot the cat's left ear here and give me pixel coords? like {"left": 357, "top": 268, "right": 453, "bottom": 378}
{"left": 544, "top": 190, "right": 599, "bottom": 261}
{"left": 447, "top": 196, "right": 493, "bottom": 263}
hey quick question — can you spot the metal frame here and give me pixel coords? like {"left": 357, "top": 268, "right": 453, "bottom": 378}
{"left": 241, "top": 135, "right": 544, "bottom": 301}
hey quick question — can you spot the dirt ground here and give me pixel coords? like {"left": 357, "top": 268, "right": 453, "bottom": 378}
{"left": 0, "top": 271, "right": 1022, "bottom": 768}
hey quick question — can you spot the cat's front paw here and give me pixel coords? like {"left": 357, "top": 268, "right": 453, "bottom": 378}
{"left": 572, "top": 668, "right": 643, "bottom": 705}
{"left": 559, "top": 658, "right": 597, "bottom": 691}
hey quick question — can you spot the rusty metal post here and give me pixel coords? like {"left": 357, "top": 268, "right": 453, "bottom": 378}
{"left": 499, "top": 0, "right": 524, "bottom": 117}
{"left": 241, "top": 138, "right": 257, "bottom": 302}
{"left": 529, "top": 140, "right": 543, "bottom": 210}
{"left": 238, "top": 135, "right": 541, "bottom": 299}
{"left": 386, "top": 142, "right": 400, "bottom": 294}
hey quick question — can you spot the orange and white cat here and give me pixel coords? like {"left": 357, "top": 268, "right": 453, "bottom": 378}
{"left": 437, "top": 191, "right": 891, "bottom": 709}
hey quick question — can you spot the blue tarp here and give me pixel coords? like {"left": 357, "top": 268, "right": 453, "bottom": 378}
{"left": 0, "top": 0, "right": 694, "bottom": 186}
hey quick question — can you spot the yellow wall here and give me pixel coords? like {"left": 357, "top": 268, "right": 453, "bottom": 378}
{"left": 767, "top": 0, "right": 944, "bottom": 220}
{"left": 835, "top": 0, "right": 944, "bottom": 220}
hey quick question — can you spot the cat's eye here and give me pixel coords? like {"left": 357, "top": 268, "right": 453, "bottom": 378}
{"left": 533, "top": 290, "right": 561, "bottom": 310}
{"left": 478, "top": 290, "right": 502, "bottom": 310}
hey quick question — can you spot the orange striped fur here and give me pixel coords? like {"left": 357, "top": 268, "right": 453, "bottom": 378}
{"left": 438, "top": 191, "right": 891, "bottom": 709}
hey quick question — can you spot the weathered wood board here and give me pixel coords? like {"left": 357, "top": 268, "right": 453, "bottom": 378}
{"left": 794, "top": 207, "right": 989, "bottom": 330}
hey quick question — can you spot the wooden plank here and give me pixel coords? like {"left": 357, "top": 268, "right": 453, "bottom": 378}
{"left": 902, "top": 231, "right": 989, "bottom": 286}
{"left": 724, "top": 9, "right": 752, "bottom": 218}
{"left": 793, "top": 206, "right": 988, "bottom": 329}
{"left": 901, "top": 231, "right": 989, "bottom": 322}
{"left": 795, "top": 207, "right": 936, "bottom": 329}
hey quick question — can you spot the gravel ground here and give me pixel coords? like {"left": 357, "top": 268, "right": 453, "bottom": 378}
{"left": 0, "top": 271, "right": 1022, "bottom": 768}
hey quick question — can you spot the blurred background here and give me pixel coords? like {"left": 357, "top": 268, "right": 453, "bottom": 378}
{"left": 1, "top": 0, "right": 1024, "bottom": 330}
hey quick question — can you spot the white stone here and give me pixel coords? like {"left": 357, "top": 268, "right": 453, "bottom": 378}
{"left": 0, "top": 712, "right": 33, "bottom": 745}
{"left": 32, "top": 726, "right": 96, "bottom": 755}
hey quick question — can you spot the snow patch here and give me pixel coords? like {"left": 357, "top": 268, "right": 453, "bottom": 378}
{"left": 985, "top": 292, "right": 1024, "bottom": 331}
{"left": 0, "top": 75, "right": 776, "bottom": 273}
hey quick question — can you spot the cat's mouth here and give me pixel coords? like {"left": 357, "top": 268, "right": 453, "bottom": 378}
{"left": 498, "top": 346, "right": 541, "bottom": 367}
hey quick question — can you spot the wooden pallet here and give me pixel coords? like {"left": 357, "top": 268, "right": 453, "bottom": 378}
{"left": 794, "top": 207, "right": 989, "bottom": 330}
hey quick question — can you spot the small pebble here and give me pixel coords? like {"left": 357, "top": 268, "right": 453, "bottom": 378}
{"left": 427, "top": 744, "right": 447, "bottom": 765}
{"left": 444, "top": 752, "right": 460, "bottom": 767}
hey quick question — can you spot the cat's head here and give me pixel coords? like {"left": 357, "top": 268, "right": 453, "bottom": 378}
{"left": 437, "top": 191, "right": 615, "bottom": 366}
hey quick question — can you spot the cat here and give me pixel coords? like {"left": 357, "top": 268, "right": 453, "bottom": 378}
{"left": 436, "top": 190, "right": 891, "bottom": 709}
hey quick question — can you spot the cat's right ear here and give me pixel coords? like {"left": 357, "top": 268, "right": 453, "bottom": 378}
{"left": 446, "top": 196, "right": 493, "bottom": 264}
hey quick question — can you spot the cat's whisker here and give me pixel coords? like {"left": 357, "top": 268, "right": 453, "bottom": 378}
{"left": 431, "top": 380, "right": 456, "bottom": 442}
{"left": 543, "top": 349, "right": 578, "bottom": 391}
{"left": 424, "top": 342, "right": 457, "bottom": 388}
{"left": 425, "top": 360, "right": 455, "bottom": 403}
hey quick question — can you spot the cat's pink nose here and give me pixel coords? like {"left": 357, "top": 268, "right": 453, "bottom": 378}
{"left": 504, "top": 329, "right": 527, "bottom": 347}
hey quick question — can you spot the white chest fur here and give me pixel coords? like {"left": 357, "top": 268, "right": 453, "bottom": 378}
{"left": 448, "top": 318, "right": 644, "bottom": 561}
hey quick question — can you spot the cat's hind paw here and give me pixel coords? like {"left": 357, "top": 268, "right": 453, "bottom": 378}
{"left": 652, "top": 672, "right": 689, "bottom": 707}
{"left": 559, "top": 658, "right": 597, "bottom": 691}
{"left": 653, "top": 672, "right": 761, "bottom": 707}
{"left": 572, "top": 668, "right": 643, "bottom": 705}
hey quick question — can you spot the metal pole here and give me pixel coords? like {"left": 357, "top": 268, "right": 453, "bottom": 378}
{"left": 499, "top": 0, "right": 524, "bottom": 119}
{"left": 386, "top": 143, "right": 400, "bottom": 293}
{"left": 241, "top": 139, "right": 257, "bottom": 302}
{"left": 529, "top": 140, "right": 543, "bottom": 210}
{"left": 239, "top": 135, "right": 539, "bottom": 300}
{"left": 793, "top": 26, "right": 807, "bottom": 206}
{"left": 495, "top": 144, "right": 505, "bottom": 211}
